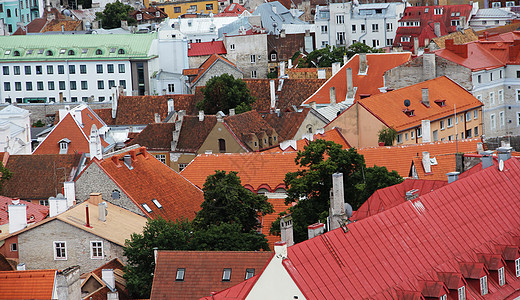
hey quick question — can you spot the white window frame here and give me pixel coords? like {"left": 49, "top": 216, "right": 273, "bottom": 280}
{"left": 500, "top": 111, "right": 505, "bottom": 127}
{"left": 401, "top": 36, "right": 410, "bottom": 42}
{"left": 168, "top": 83, "right": 175, "bottom": 93}
{"left": 417, "top": 127, "right": 422, "bottom": 137}
{"left": 90, "top": 241, "right": 104, "bottom": 259}
{"left": 474, "top": 110, "right": 478, "bottom": 120}
{"left": 498, "top": 89, "right": 504, "bottom": 103}
{"left": 458, "top": 286, "right": 466, "bottom": 300}
{"left": 372, "top": 23, "right": 379, "bottom": 32}
{"left": 491, "top": 114, "right": 496, "bottom": 129}
{"left": 54, "top": 241, "right": 67, "bottom": 260}
{"left": 250, "top": 55, "right": 256, "bottom": 63}
{"left": 515, "top": 258, "right": 520, "bottom": 277}
{"left": 179, "top": 163, "right": 188, "bottom": 171}
{"left": 321, "top": 25, "right": 327, "bottom": 33}
{"left": 490, "top": 92, "right": 495, "bottom": 105}
{"left": 466, "top": 112, "right": 472, "bottom": 122}
{"left": 229, "top": 44, "right": 235, "bottom": 50}
{"left": 434, "top": 8, "right": 443, "bottom": 14}
{"left": 351, "top": 24, "right": 356, "bottom": 33}
{"left": 499, "top": 266, "right": 505, "bottom": 286}
{"left": 440, "top": 294, "right": 447, "bottom": 300}
{"left": 396, "top": 133, "right": 403, "bottom": 144}
{"left": 447, "top": 117, "right": 453, "bottom": 128}
{"left": 251, "top": 70, "right": 257, "bottom": 78}
{"left": 176, "top": 268, "right": 185, "bottom": 281}
{"left": 155, "top": 154, "right": 166, "bottom": 164}
{"left": 480, "top": 276, "right": 488, "bottom": 295}
{"left": 10, "top": 243, "right": 17, "bottom": 251}
{"left": 271, "top": 53, "right": 277, "bottom": 61}
{"left": 386, "top": 23, "right": 393, "bottom": 32}
{"left": 411, "top": 130, "right": 415, "bottom": 139}
{"left": 336, "top": 14, "right": 344, "bottom": 24}
{"left": 440, "top": 120, "right": 445, "bottom": 130}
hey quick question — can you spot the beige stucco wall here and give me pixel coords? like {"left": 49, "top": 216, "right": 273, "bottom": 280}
{"left": 292, "top": 112, "right": 328, "bottom": 140}
{"left": 199, "top": 121, "right": 248, "bottom": 153}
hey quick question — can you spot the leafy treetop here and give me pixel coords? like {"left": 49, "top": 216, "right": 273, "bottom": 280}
{"left": 95, "top": 1, "right": 137, "bottom": 29}
{"left": 197, "top": 74, "right": 255, "bottom": 115}
{"left": 297, "top": 43, "right": 383, "bottom": 68}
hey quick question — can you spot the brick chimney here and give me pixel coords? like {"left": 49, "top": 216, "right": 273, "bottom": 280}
{"left": 308, "top": 222, "right": 325, "bottom": 239}
{"left": 88, "top": 193, "right": 102, "bottom": 205}
{"left": 329, "top": 173, "right": 347, "bottom": 230}
{"left": 329, "top": 87, "right": 336, "bottom": 104}
{"left": 280, "top": 215, "right": 294, "bottom": 246}
{"left": 359, "top": 53, "right": 367, "bottom": 74}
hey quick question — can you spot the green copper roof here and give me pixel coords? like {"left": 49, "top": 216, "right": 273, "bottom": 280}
{"left": 0, "top": 33, "right": 157, "bottom": 61}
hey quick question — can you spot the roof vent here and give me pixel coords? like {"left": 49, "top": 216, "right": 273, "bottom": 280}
{"left": 405, "top": 189, "right": 419, "bottom": 201}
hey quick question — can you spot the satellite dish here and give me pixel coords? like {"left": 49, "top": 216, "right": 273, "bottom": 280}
{"left": 499, "top": 159, "right": 504, "bottom": 171}
{"left": 404, "top": 99, "right": 411, "bottom": 107}
{"left": 344, "top": 203, "right": 353, "bottom": 218}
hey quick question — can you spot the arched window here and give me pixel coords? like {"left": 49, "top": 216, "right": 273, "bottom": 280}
{"left": 13, "top": 50, "right": 20, "bottom": 56}
{"left": 118, "top": 49, "right": 125, "bottom": 54}
{"left": 46, "top": 50, "right": 53, "bottom": 56}
{"left": 68, "top": 49, "right": 75, "bottom": 55}
{"left": 95, "top": 49, "right": 102, "bottom": 55}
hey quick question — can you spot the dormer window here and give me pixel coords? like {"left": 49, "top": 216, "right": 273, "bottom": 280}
{"left": 46, "top": 50, "right": 53, "bottom": 56}
{"left": 440, "top": 294, "right": 447, "bottom": 300}
{"left": 245, "top": 268, "right": 255, "bottom": 280}
{"left": 480, "top": 276, "right": 488, "bottom": 295}
{"left": 403, "top": 109, "right": 415, "bottom": 117}
{"left": 60, "top": 49, "right": 66, "bottom": 54}
{"left": 499, "top": 267, "right": 505, "bottom": 286}
{"left": 457, "top": 286, "right": 466, "bottom": 300}
{"left": 434, "top": 99, "right": 446, "bottom": 107}
{"left": 155, "top": 11, "right": 160, "bottom": 17}
{"left": 95, "top": 49, "right": 103, "bottom": 55}
{"left": 118, "top": 49, "right": 125, "bottom": 54}
{"left": 136, "top": 13, "right": 142, "bottom": 20}
{"left": 13, "top": 50, "right": 20, "bottom": 56}
{"left": 68, "top": 49, "right": 75, "bottom": 55}
{"left": 58, "top": 138, "right": 71, "bottom": 154}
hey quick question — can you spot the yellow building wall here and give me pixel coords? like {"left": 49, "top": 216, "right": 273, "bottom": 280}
{"left": 199, "top": 122, "right": 249, "bottom": 154}
{"left": 150, "top": 0, "right": 218, "bottom": 18}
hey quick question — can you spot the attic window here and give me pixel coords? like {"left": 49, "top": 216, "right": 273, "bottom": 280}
{"left": 60, "top": 49, "right": 66, "bottom": 54}
{"left": 403, "top": 109, "right": 415, "bottom": 117}
{"left": 499, "top": 267, "right": 505, "bottom": 286}
{"left": 95, "top": 49, "right": 103, "bottom": 55}
{"left": 118, "top": 49, "right": 125, "bottom": 54}
{"left": 13, "top": 50, "right": 20, "bottom": 56}
{"left": 68, "top": 49, "right": 75, "bottom": 55}
{"left": 245, "top": 269, "right": 255, "bottom": 280}
{"left": 434, "top": 99, "right": 446, "bottom": 107}
{"left": 38, "top": 49, "right": 44, "bottom": 54}
{"left": 4, "top": 50, "right": 10, "bottom": 55}
{"left": 176, "top": 268, "right": 185, "bottom": 281}
{"left": 516, "top": 258, "right": 520, "bottom": 277}
{"left": 152, "top": 199, "right": 163, "bottom": 209}
{"left": 480, "top": 276, "right": 488, "bottom": 295}
{"left": 222, "top": 268, "right": 232, "bottom": 281}
{"left": 58, "top": 138, "right": 71, "bottom": 154}
{"left": 440, "top": 295, "right": 447, "bottom": 300}
{"left": 110, "top": 48, "right": 116, "bottom": 53}
{"left": 46, "top": 50, "right": 53, "bottom": 56}
{"left": 26, "top": 49, "right": 33, "bottom": 55}
{"left": 142, "top": 203, "right": 152, "bottom": 213}
{"left": 112, "top": 190, "right": 120, "bottom": 200}
{"left": 82, "top": 48, "right": 88, "bottom": 54}
{"left": 458, "top": 286, "right": 466, "bottom": 300}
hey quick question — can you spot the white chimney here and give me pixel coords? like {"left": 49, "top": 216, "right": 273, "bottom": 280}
{"left": 102, "top": 269, "right": 115, "bottom": 290}
{"left": 434, "top": 22, "right": 441, "bottom": 37}
{"left": 99, "top": 202, "right": 107, "bottom": 222}
{"left": 63, "top": 181, "right": 75, "bottom": 208}
{"left": 346, "top": 68, "right": 354, "bottom": 100}
{"left": 198, "top": 110, "right": 205, "bottom": 121}
{"left": 274, "top": 241, "right": 287, "bottom": 258}
{"left": 288, "top": 59, "right": 293, "bottom": 68}
{"left": 317, "top": 69, "right": 326, "bottom": 79}
{"left": 413, "top": 37, "right": 419, "bottom": 56}
{"left": 329, "top": 87, "right": 336, "bottom": 104}
{"left": 481, "top": 150, "right": 494, "bottom": 169}
{"left": 332, "top": 62, "right": 341, "bottom": 75}
{"left": 329, "top": 173, "right": 347, "bottom": 230}
{"left": 421, "top": 120, "right": 431, "bottom": 143}
{"left": 112, "top": 87, "right": 118, "bottom": 119}
{"left": 446, "top": 171, "right": 460, "bottom": 183}
{"left": 359, "top": 53, "right": 367, "bottom": 74}
{"left": 229, "top": 108, "right": 235, "bottom": 116}
{"left": 280, "top": 215, "right": 294, "bottom": 246}
{"left": 154, "top": 113, "right": 161, "bottom": 123}
{"left": 167, "top": 98, "right": 174, "bottom": 113}
{"left": 17, "top": 263, "right": 26, "bottom": 271}
{"left": 89, "top": 125, "right": 103, "bottom": 160}
{"left": 270, "top": 80, "right": 276, "bottom": 109}
{"left": 343, "top": 55, "right": 348, "bottom": 65}
{"left": 9, "top": 201, "right": 27, "bottom": 233}
{"left": 422, "top": 151, "right": 432, "bottom": 174}
{"left": 72, "top": 109, "right": 82, "bottom": 125}
{"left": 421, "top": 88, "right": 429, "bottom": 106}
{"left": 279, "top": 61, "right": 285, "bottom": 77}
{"left": 58, "top": 109, "right": 69, "bottom": 122}
{"left": 49, "top": 194, "right": 68, "bottom": 217}
{"left": 497, "top": 146, "right": 513, "bottom": 161}
{"left": 308, "top": 223, "right": 325, "bottom": 239}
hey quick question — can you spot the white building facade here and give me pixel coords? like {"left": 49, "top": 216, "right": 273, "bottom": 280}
{"left": 314, "top": 2, "right": 405, "bottom": 49}
{"left": 0, "top": 105, "right": 31, "bottom": 154}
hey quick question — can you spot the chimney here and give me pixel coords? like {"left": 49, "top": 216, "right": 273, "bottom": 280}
{"left": 317, "top": 69, "right": 326, "bottom": 79}
{"left": 332, "top": 62, "right": 341, "bottom": 75}
{"left": 343, "top": 55, "right": 348, "bottom": 65}
{"left": 17, "top": 263, "right": 26, "bottom": 271}
{"left": 154, "top": 113, "right": 161, "bottom": 123}
{"left": 270, "top": 80, "right": 276, "bottom": 109}
{"left": 48, "top": 194, "right": 68, "bottom": 217}
{"left": 198, "top": 110, "right": 204, "bottom": 122}
{"left": 274, "top": 241, "right": 287, "bottom": 258}
{"left": 329, "top": 87, "right": 336, "bottom": 104}
{"left": 423, "top": 53, "right": 436, "bottom": 81}
{"left": 167, "top": 98, "right": 174, "bottom": 113}
{"left": 346, "top": 68, "right": 354, "bottom": 100}
{"left": 413, "top": 37, "right": 419, "bottom": 56}
{"left": 102, "top": 269, "right": 115, "bottom": 290}
{"left": 434, "top": 22, "right": 441, "bottom": 37}
{"left": 279, "top": 61, "right": 285, "bottom": 77}
{"left": 98, "top": 202, "right": 107, "bottom": 222}
{"left": 275, "top": 108, "right": 281, "bottom": 117}
{"left": 481, "top": 150, "right": 494, "bottom": 169}
{"left": 58, "top": 108, "right": 69, "bottom": 121}
{"left": 88, "top": 193, "right": 102, "bottom": 205}
{"left": 329, "top": 173, "right": 347, "bottom": 230}
{"left": 497, "top": 146, "right": 512, "bottom": 161}
{"left": 308, "top": 222, "right": 325, "bottom": 239}
{"left": 422, "top": 88, "right": 430, "bottom": 106}
{"left": 310, "top": 101, "right": 317, "bottom": 110}
{"left": 460, "top": 16, "right": 467, "bottom": 29}
{"left": 280, "top": 29, "right": 286, "bottom": 38}
{"left": 405, "top": 189, "right": 419, "bottom": 201}
{"left": 8, "top": 200, "right": 27, "bottom": 233}
{"left": 477, "top": 142, "right": 484, "bottom": 154}
{"left": 154, "top": 247, "right": 158, "bottom": 264}
{"left": 85, "top": 204, "right": 91, "bottom": 228}
{"left": 359, "top": 53, "right": 367, "bottom": 74}
{"left": 422, "top": 151, "right": 432, "bottom": 173}
{"left": 288, "top": 59, "right": 293, "bottom": 68}
{"left": 89, "top": 125, "right": 102, "bottom": 160}
{"left": 112, "top": 88, "right": 118, "bottom": 119}
{"left": 229, "top": 108, "right": 235, "bottom": 116}
{"left": 63, "top": 181, "right": 75, "bottom": 208}
{"left": 421, "top": 120, "right": 431, "bottom": 142}
{"left": 446, "top": 171, "right": 460, "bottom": 183}
{"left": 59, "top": 92, "right": 64, "bottom": 103}
{"left": 280, "top": 215, "right": 294, "bottom": 246}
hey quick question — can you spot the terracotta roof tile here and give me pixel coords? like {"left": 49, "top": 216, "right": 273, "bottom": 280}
{"left": 41, "top": 19, "right": 82, "bottom": 32}
{"left": 303, "top": 53, "right": 411, "bottom": 105}
{"left": 224, "top": 110, "right": 276, "bottom": 150}
{"left": 431, "top": 28, "right": 478, "bottom": 49}
{"left": 151, "top": 250, "right": 272, "bottom": 300}
{"left": 188, "top": 41, "right": 227, "bottom": 57}
{"left": 262, "top": 128, "right": 350, "bottom": 152}
{"left": 357, "top": 138, "right": 482, "bottom": 178}
{"left": 177, "top": 115, "right": 217, "bottom": 152}
{"left": 129, "top": 123, "right": 175, "bottom": 151}
{"left": 356, "top": 76, "right": 483, "bottom": 132}
{"left": 0, "top": 269, "right": 56, "bottom": 299}
{"left": 434, "top": 41, "right": 506, "bottom": 71}
{"left": 3, "top": 153, "right": 83, "bottom": 200}
{"left": 0, "top": 197, "right": 49, "bottom": 226}
{"left": 260, "top": 198, "right": 291, "bottom": 247}
{"left": 260, "top": 108, "right": 311, "bottom": 140}
{"left": 93, "top": 109, "right": 114, "bottom": 126}
{"left": 267, "top": 33, "right": 315, "bottom": 61}
{"left": 183, "top": 68, "right": 202, "bottom": 76}
{"left": 191, "top": 54, "right": 238, "bottom": 86}
{"left": 95, "top": 147, "right": 204, "bottom": 220}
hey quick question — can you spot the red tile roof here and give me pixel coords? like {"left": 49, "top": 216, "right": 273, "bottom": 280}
{"left": 302, "top": 53, "right": 411, "bottom": 105}
{"left": 188, "top": 41, "right": 227, "bottom": 57}
{"left": 354, "top": 76, "right": 483, "bottom": 132}
{"left": 0, "top": 197, "right": 49, "bottom": 226}
{"left": 0, "top": 269, "right": 56, "bottom": 299}
{"left": 190, "top": 54, "right": 239, "bottom": 86}
{"left": 94, "top": 147, "right": 204, "bottom": 220}
{"left": 260, "top": 198, "right": 292, "bottom": 247}
{"left": 262, "top": 128, "right": 350, "bottom": 152}
{"left": 223, "top": 110, "right": 277, "bottom": 151}
{"left": 210, "top": 156, "right": 520, "bottom": 299}
{"left": 128, "top": 123, "right": 175, "bottom": 151}
{"left": 352, "top": 179, "right": 447, "bottom": 221}
{"left": 215, "top": 3, "right": 248, "bottom": 16}
{"left": 394, "top": 5, "right": 473, "bottom": 51}
{"left": 260, "top": 108, "right": 312, "bottom": 140}
{"left": 151, "top": 250, "right": 272, "bottom": 300}
{"left": 3, "top": 153, "right": 83, "bottom": 200}
{"left": 130, "top": 7, "right": 167, "bottom": 21}
{"left": 177, "top": 115, "right": 217, "bottom": 152}
{"left": 357, "top": 138, "right": 482, "bottom": 178}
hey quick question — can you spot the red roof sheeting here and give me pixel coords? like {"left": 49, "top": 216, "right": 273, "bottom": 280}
{"left": 188, "top": 41, "right": 227, "bottom": 57}
{"left": 0, "top": 197, "right": 49, "bottom": 226}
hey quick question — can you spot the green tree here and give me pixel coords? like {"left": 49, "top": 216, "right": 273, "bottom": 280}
{"left": 271, "top": 140, "right": 402, "bottom": 242}
{"left": 378, "top": 127, "right": 397, "bottom": 146}
{"left": 191, "top": 223, "right": 270, "bottom": 251}
{"left": 95, "top": 1, "right": 136, "bottom": 29}
{"left": 197, "top": 74, "right": 255, "bottom": 114}
{"left": 193, "top": 170, "right": 274, "bottom": 232}
{"left": 297, "top": 43, "right": 383, "bottom": 68}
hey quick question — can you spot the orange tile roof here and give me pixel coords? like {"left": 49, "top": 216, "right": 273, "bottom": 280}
{"left": 223, "top": 110, "right": 277, "bottom": 151}
{"left": 41, "top": 19, "right": 82, "bottom": 32}
{"left": 260, "top": 198, "right": 292, "bottom": 247}
{"left": 95, "top": 147, "right": 204, "bottom": 220}
{"left": 180, "top": 151, "right": 300, "bottom": 192}
{"left": 303, "top": 53, "right": 411, "bottom": 105}
{"left": 261, "top": 108, "right": 312, "bottom": 140}
{"left": 0, "top": 269, "right": 56, "bottom": 299}
{"left": 151, "top": 250, "right": 272, "bottom": 300}
{"left": 356, "top": 76, "right": 483, "bottom": 132}
{"left": 191, "top": 54, "right": 239, "bottom": 86}
{"left": 33, "top": 105, "right": 109, "bottom": 155}
{"left": 263, "top": 128, "right": 350, "bottom": 153}
{"left": 358, "top": 138, "right": 482, "bottom": 178}
{"left": 411, "top": 153, "right": 459, "bottom": 181}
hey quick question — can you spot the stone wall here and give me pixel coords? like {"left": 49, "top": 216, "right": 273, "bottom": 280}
{"left": 485, "top": 136, "right": 520, "bottom": 150}
{"left": 191, "top": 60, "right": 243, "bottom": 93}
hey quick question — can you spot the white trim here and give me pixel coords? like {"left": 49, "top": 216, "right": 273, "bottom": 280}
{"left": 90, "top": 240, "right": 104, "bottom": 259}
{"left": 53, "top": 241, "right": 67, "bottom": 260}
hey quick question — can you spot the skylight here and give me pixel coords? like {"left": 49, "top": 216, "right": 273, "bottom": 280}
{"left": 4, "top": 50, "right": 10, "bottom": 55}
{"left": 176, "top": 268, "right": 185, "bottom": 281}
{"left": 60, "top": 49, "right": 66, "bottom": 54}
{"left": 245, "top": 269, "right": 255, "bottom": 280}
{"left": 142, "top": 203, "right": 152, "bottom": 213}
{"left": 26, "top": 49, "right": 33, "bottom": 54}
{"left": 152, "top": 199, "right": 163, "bottom": 209}
{"left": 82, "top": 48, "right": 88, "bottom": 54}
{"left": 222, "top": 268, "right": 232, "bottom": 281}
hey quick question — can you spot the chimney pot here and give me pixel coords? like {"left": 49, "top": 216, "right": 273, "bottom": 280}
{"left": 8, "top": 202, "right": 27, "bottom": 233}
{"left": 446, "top": 171, "right": 460, "bottom": 183}
{"left": 274, "top": 241, "right": 287, "bottom": 258}
{"left": 481, "top": 150, "right": 494, "bottom": 169}
{"left": 497, "top": 146, "right": 512, "bottom": 162}
{"left": 229, "top": 108, "right": 235, "bottom": 116}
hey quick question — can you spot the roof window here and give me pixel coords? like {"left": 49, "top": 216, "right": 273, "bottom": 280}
{"left": 222, "top": 268, "right": 232, "bottom": 281}
{"left": 13, "top": 50, "right": 20, "bottom": 56}
{"left": 152, "top": 199, "right": 163, "bottom": 209}
{"left": 60, "top": 49, "right": 66, "bottom": 54}
{"left": 112, "top": 190, "right": 120, "bottom": 200}
{"left": 38, "top": 49, "right": 44, "bottom": 54}
{"left": 118, "top": 49, "right": 125, "bottom": 54}
{"left": 434, "top": 99, "right": 446, "bottom": 107}
{"left": 142, "top": 203, "right": 152, "bottom": 213}
{"left": 403, "top": 109, "right": 415, "bottom": 117}
{"left": 245, "top": 269, "right": 255, "bottom": 280}
{"left": 4, "top": 50, "right": 10, "bottom": 55}
{"left": 95, "top": 49, "right": 103, "bottom": 55}
{"left": 176, "top": 268, "right": 185, "bottom": 281}
{"left": 82, "top": 48, "right": 88, "bottom": 54}
{"left": 68, "top": 49, "right": 75, "bottom": 55}
{"left": 26, "top": 49, "right": 33, "bottom": 55}
{"left": 110, "top": 48, "right": 116, "bottom": 53}
{"left": 46, "top": 50, "right": 53, "bottom": 56}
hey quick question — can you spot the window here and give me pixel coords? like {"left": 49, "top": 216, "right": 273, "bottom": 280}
{"left": 396, "top": 133, "right": 403, "bottom": 144}
{"left": 517, "top": 70, "right": 520, "bottom": 78}
{"left": 24, "top": 65, "right": 31, "bottom": 75}
{"left": 96, "top": 64, "right": 103, "bottom": 74}
{"left": 386, "top": 23, "right": 393, "bottom": 32}
{"left": 142, "top": 203, "right": 152, "bottom": 213}
{"left": 222, "top": 268, "right": 232, "bottom": 281}
{"left": 336, "top": 32, "right": 346, "bottom": 45}
{"left": 507, "top": 1, "right": 515, "bottom": 6}
{"left": 107, "top": 64, "right": 114, "bottom": 73}
{"left": 58, "top": 65, "right": 64, "bottom": 74}
{"left": 500, "top": 111, "right": 505, "bottom": 127}
{"left": 515, "top": 258, "right": 520, "bottom": 277}
{"left": 206, "top": 3, "right": 213, "bottom": 10}
{"left": 433, "top": 130, "right": 438, "bottom": 141}
{"left": 492, "top": 1, "right": 501, "bottom": 7}
{"left": 386, "top": 39, "right": 394, "bottom": 46}
{"left": 13, "top": 66, "right": 19, "bottom": 75}
{"left": 500, "top": 69, "right": 503, "bottom": 78}
{"left": 176, "top": 268, "right": 185, "bottom": 281}
{"left": 477, "top": 74, "right": 481, "bottom": 83}
{"left": 474, "top": 126, "right": 479, "bottom": 136}
{"left": 179, "top": 163, "right": 188, "bottom": 171}
{"left": 36, "top": 81, "right": 43, "bottom": 90}
{"left": 47, "top": 65, "right": 53, "bottom": 74}
{"left": 372, "top": 39, "right": 379, "bottom": 48}
{"left": 480, "top": 276, "right": 488, "bottom": 295}
{"left": 95, "top": 49, "right": 102, "bottom": 55}
{"left": 434, "top": 8, "right": 443, "bottom": 14}
{"left": 154, "top": 154, "right": 166, "bottom": 164}
{"left": 498, "top": 267, "right": 505, "bottom": 286}
{"left": 491, "top": 114, "right": 496, "bottom": 129}
{"left": 440, "top": 120, "right": 445, "bottom": 130}
{"left": 372, "top": 24, "right": 379, "bottom": 32}
{"left": 447, "top": 117, "right": 453, "bottom": 128}
{"left": 119, "top": 80, "right": 126, "bottom": 89}
{"left": 174, "top": 6, "right": 181, "bottom": 13}
{"left": 2, "top": 66, "right": 8, "bottom": 75}
{"left": 250, "top": 55, "right": 256, "bottom": 63}
{"left": 271, "top": 53, "right": 277, "bottom": 61}
{"left": 109, "top": 80, "right": 116, "bottom": 88}
{"left": 152, "top": 199, "right": 163, "bottom": 209}
{"left": 219, "top": 138, "right": 226, "bottom": 152}
{"left": 168, "top": 83, "right": 174, "bottom": 93}
{"left": 136, "top": 13, "right": 142, "bottom": 20}
{"left": 498, "top": 89, "right": 504, "bottom": 103}
{"left": 401, "top": 36, "right": 410, "bottom": 42}
{"left": 321, "top": 25, "right": 327, "bottom": 33}
{"left": 118, "top": 64, "right": 125, "bottom": 73}
{"left": 4, "top": 82, "right": 10, "bottom": 91}
{"left": 26, "top": 82, "right": 32, "bottom": 91}
{"left": 98, "top": 80, "right": 104, "bottom": 89}
{"left": 451, "top": 20, "right": 460, "bottom": 26}
{"left": 440, "top": 295, "right": 447, "bottom": 300}
{"left": 68, "top": 49, "right": 75, "bottom": 55}
{"left": 69, "top": 65, "right": 75, "bottom": 74}
{"left": 230, "top": 44, "right": 235, "bottom": 50}
{"left": 251, "top": 70, "right": 257, "bottom": 78}
{"left": 54, "top": 241, "right": 67, "bottom": 260}
{"left": 15, "top": 82, "right": 21, "bottom": 91}
{"left": 489, "top": 91, "right": 496, "bottom": 105}
{"left": 351, "top": 24, "right": 356, "bottom": 33}
{"left": 190, "top": 5, "right": 197, "bottom": 10}
{"left": 36, "top": 65, "right": 42, "bottom": 74}
{"left": 405, "top": 133, "right": 408, "bottom": 141}
{"left": 336, "top": 15, "right": 344, "bottom": 24}
{"left": 59, "top": 81, "right": 65, "bottom": 90}
{"left": 245, "top": 269, "right": 255, "bottom": 280}
{"left": 10, "top": 243, "right": 17, "bottom": 252}
{"left": 81, "top": 81, "right": 88, "bottom": 90}
{"left": 361, "top": 24, "right": 366, "bottom": 33}
{"left": 466, "top": 111, "right": 471, "bottom": 122}
{"left": 417, "top": 127, "right": 422, "bottom": 137}
{"left": 90, "top": 241, "right": 103, "bottom": 259}
{"left": 458, "top": 286, "right": 466, "bottom": 300}
{"left": 80, "top": 65, "right": 86, "bottom": 74}
{"left": 490, "top": 72, "right": 494, "bottom": 81}
{"left": 70, "top": 81, "right": 76, "bottom": 90}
